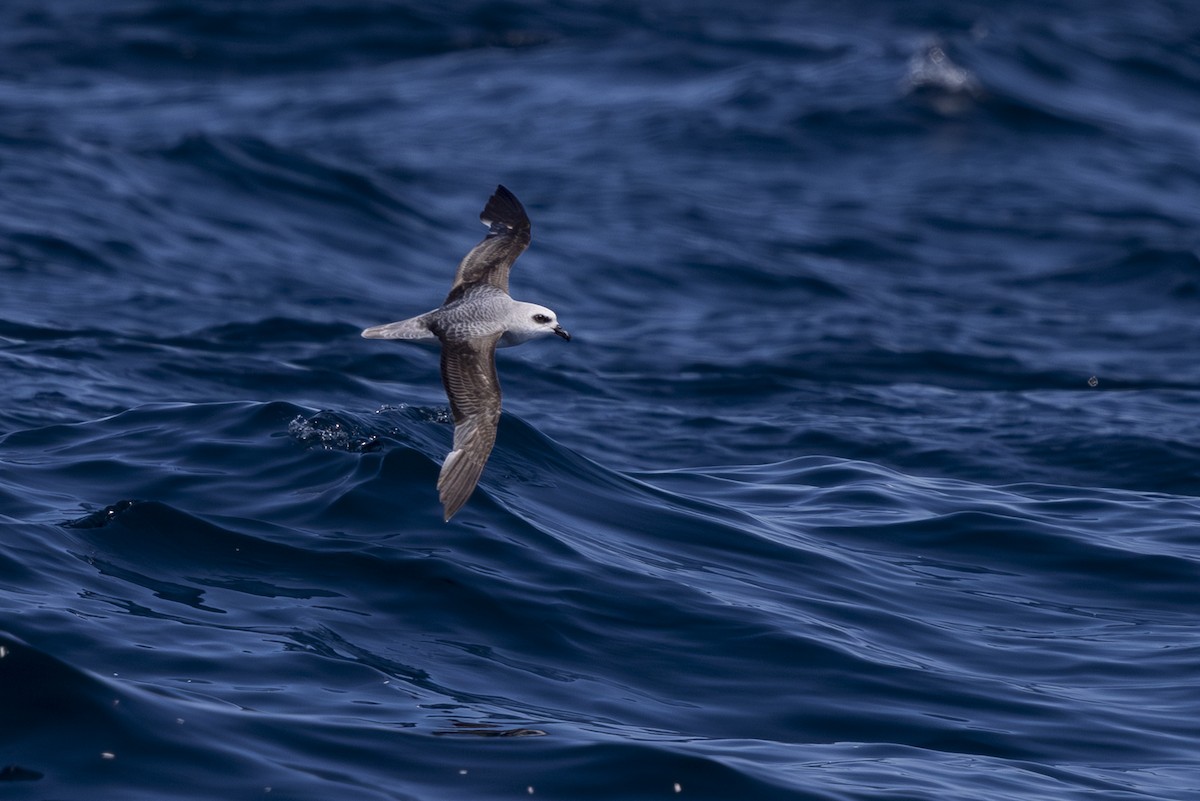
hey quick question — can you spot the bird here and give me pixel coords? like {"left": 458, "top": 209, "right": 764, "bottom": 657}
{"left": 361, "top": 185, "right": 570, "bottom": 521}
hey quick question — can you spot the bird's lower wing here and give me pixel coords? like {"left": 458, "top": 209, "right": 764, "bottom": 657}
{"left": 437, "top": 418, "right": 498, "bottom": 521}
{"left": 437, "top": 334, "right": 503, "bottom": 520}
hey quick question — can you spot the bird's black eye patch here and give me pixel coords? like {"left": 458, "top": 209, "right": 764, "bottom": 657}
{"left": 533, "top": 313, "right": 551, "bottom": 324}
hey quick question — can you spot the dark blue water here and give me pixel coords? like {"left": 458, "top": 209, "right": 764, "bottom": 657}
{"left": 3, "top": 1, "right": 1200, "bottom": 798}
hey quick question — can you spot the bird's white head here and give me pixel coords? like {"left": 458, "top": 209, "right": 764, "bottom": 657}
{"left": 501, "top": 302, "right": 571, "bottom": 347}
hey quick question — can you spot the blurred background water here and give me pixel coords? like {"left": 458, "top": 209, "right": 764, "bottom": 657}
{"left": 2, "top": 1, "right": 1200, "bottom": 799}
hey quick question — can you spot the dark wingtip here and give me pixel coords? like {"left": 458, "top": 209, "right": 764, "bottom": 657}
{"left": 480, "top": 185, "right": 530, "bottom": 231}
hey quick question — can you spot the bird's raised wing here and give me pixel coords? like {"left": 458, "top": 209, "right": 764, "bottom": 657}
{"left": 444, "top": 185, "right": 531, "bottom": 303}
{"left": 436, "top": 332, "right": 504, "bottom": 520}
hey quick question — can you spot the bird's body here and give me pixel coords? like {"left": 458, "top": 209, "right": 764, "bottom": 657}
{"left": 361, "top": 186, "right": 569, "bottom": 520}
{"left": 367, "top": 284, "right": 555, "bottom": 347}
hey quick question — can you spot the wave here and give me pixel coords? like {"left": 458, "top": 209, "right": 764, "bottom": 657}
{"left": 1022, "top": 246, "right": 1200, "bottom": 303}
{"left": 5, "top": 402, "right": 1199, "bottom": 741}
{"left": 10, "top": 0, "right": 563, "bottom": 76}
{"left": 159, "top": 134, "right": 429, "bottom": 229}
{"left": 5, "top": 1, "right": 1200, "bottom": 798}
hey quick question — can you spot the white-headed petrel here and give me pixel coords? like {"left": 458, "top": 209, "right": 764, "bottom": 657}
{"left": 362, "top": 186, "right": 570, "bottom": 521}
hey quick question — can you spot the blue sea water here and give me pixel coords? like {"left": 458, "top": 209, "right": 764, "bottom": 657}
{"left": 3, "top": 1, "right": 1200, "bottom": 798}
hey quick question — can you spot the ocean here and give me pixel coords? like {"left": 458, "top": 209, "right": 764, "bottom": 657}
{"left": 2, "top": 1, "right": 1200, "bottom": 799}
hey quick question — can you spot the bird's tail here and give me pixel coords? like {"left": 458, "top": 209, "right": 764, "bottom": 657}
{"left": 361, "top": 313, "right": 438, "bottom": 341}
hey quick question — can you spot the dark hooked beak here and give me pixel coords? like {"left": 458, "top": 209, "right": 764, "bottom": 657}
{"left": 553, "top": 325, "right": 571, "bottom": 342}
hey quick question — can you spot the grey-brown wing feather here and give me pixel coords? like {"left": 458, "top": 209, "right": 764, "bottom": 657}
{"left": 436, "top": 333, "right": 503, "bottom": 520}
{"left": 444, "top": 185, "right": 531, "bottom": 304}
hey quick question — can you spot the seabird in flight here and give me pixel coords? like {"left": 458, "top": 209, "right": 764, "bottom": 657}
{"left": 362, "top": 185, "right": 570, "bottom": 520}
